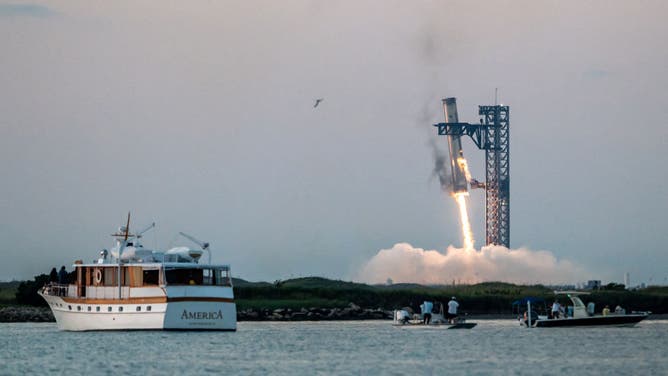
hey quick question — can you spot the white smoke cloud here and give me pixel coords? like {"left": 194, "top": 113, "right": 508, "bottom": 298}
{"left": 357, "top": 243, "right": 587, "bottom": 285}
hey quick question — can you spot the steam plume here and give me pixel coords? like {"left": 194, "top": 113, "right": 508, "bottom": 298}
{"left": 357, "top": 243, "right": 587, "bottom": 285}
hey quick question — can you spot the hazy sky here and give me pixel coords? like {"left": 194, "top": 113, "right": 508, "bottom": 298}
{"left": 1, "top": 1, "right": 666, "bottom": 285}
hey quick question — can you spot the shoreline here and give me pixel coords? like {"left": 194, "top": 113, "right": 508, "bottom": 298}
{"left": 0, "top": 306, "right": 54, "bottom": 322}
{"left": 466, "top": 313, "right": 668, "bottom": 320}
{"left": 2, "top": 305, "right": 666, "bottom": 323}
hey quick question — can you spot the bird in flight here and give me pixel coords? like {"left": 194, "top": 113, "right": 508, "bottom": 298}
{"left": 313, "top": 98, "right": 324, "bottom": 108}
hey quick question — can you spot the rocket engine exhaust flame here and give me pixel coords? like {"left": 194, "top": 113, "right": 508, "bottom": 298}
{"left": 454, "top": 155, "right": 475, "bottom": 249}
{"left": 454, "top": 192, "right": 475, "bottom": 250}
{"left": 457, "top": 157, "right": 472, "bottom": 182}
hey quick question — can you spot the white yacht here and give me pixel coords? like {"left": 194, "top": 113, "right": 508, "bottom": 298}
{"left": 39, "top": 216, "right": 237, "bottom": 331}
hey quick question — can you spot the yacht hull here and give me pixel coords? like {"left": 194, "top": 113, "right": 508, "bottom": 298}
{"left": 164, "top": 300, "right": 236, "bottom": 331}
{"left": 40, "top": 293, "right": 236, "bottom": 331}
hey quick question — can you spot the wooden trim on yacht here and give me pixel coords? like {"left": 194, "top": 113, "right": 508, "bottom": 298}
{"left": 60, "top": 296, "right": 234, "bottom": 304}
{"left": 62, "top": 297, "right": 167, "bottom": 305}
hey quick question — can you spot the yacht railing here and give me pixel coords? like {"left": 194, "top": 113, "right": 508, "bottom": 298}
{"left": 42, "top": 283, "right": 73, "bottom": 297}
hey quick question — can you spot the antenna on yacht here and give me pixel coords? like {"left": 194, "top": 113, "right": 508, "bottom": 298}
{"left": 136, "top": 222, "right": 155, "bottom": 238}
{"left": 124, "top": 213, "right": 130, "bottom": 240}
{"left": 117, "top": 212, "right": 130, "bottom": 299}
{"left": 178, "top": 232, "right": 211, "bottom": 264}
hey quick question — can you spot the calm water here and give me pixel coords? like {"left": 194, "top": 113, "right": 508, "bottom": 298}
{"left": 1, "top": 320, "right": 667, "bottom": 375}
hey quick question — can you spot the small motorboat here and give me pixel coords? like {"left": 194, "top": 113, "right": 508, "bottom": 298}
{"left": 517, "top": 291, "right": 649, "bottom": 328}
{"left": 392, "top": 301, "right": 477, "bottom": 329}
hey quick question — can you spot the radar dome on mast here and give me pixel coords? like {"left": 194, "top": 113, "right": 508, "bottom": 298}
{"left": 178, "top": 232, "right": 212, "bottom": 264}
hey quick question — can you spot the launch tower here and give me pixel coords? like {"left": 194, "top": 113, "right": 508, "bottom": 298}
{"left": 434, "top": 100, "right": 510, "bottom": 248}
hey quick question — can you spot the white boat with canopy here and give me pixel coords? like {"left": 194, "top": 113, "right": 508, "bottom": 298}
{"left": 39, "top": 214, "right": 237, "bottom": 331}
{"left": 519, "top": 291, "right": 648, "bottom": 328}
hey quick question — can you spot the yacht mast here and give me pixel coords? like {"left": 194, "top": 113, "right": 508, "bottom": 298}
{"left": 118, "top": 212, "right": 130, "bottom": 299}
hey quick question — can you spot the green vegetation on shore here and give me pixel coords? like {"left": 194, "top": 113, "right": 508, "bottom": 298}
{"left": 0, "top": 281, "right": 20, "bottom": 306}
{"left": 4, "top": 275, "right": 668, "bottom": 314}
{"left": 234, "top": 277, "right": 668, "bottom": 314}
{"left": 2, "top": 275, "right": 50, "bottom": 307}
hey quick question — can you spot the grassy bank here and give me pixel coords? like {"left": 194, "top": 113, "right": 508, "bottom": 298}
{"left": 234, "top": 277, "right": 668, "bottom": 314}
{"left": 234, "top": 278, "right": 553, "bottom": 313}
{"left": 0, "top": 281, "right": 20, "bottom": 307}
{"left": 236, "top": 298, "right": 349, "bottom": 311}
{"left": 4, "top": 276, "right": 668, "bottom": 314}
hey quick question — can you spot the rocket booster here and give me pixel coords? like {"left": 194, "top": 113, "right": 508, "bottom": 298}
{"left": 442, "top": 98, "right": 469, "bottom": 194}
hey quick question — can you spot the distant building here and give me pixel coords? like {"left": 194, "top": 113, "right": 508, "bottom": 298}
{"left": 624, "top": 273, "right": 630, "bottom": 289}
{"left": 586, "top": 280, "right": 601, "bottom": 290}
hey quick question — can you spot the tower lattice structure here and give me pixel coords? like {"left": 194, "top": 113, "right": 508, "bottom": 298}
{"left": 434, "top": 104, "right": 510, "bottom": 248}
{"left": 479, "top": 105, "right": 510, "bottom": 247}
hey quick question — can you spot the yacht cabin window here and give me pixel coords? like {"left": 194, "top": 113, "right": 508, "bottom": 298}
{"left": 165, "top": 267, "right": 231, "bottom": 286}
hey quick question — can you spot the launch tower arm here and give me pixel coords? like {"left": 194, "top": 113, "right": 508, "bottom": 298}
{"left": 433, "top": 122, "right": 497, "bottom": 150}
